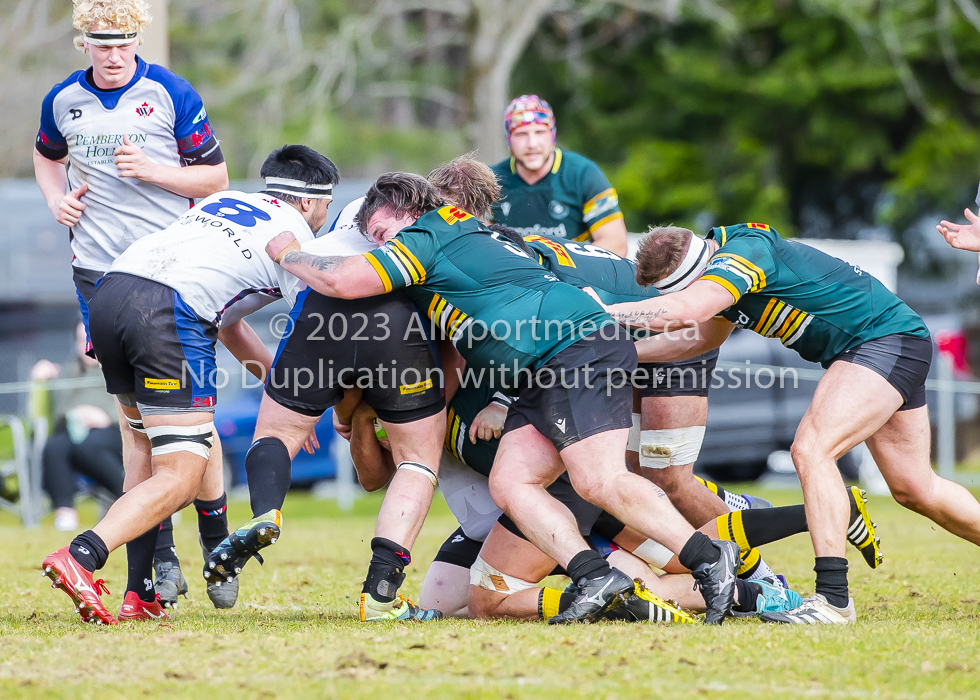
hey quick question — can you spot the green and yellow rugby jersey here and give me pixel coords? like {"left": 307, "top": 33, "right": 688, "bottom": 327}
{"left": 363, "top": 205, "right": 612, "bottom": 373}
{"left": 524, "top": 233, "right": 660, "bottom": 340}
{"left": 700, "top": 223, "right": 930, "bottom": 367}
{"left": 524, "top": 233, "right": 658, "bottom": 305}
{"left": 444, "top": 382, "right": 509, "bottom": 478}
{"left": 491, "top": 148, "right": 623, "bottom": 243}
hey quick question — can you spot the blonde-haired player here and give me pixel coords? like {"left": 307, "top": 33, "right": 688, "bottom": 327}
{"left": 34, "top": 0, "right": 231, "bottom": 619}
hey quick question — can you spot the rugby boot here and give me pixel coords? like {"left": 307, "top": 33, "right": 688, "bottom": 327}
{"left": 119, "top": 591, "right": 170, "bottom": 621}
{"left": 761, "top": 593, "right": 856, "bottom": 625}
{"left": 690, "top": 540, "right": 739, "bottom": 625}
{"left": 359, "top": 593, "right": 443, "bottom": 621}
{"left": 153, "top": 559, "right": 188, "bottom": 608}
{"left": 41, "top": 546, "right": 117, "bottom": 626}
{"left": 732, "top": 579, "right": 804, "bottom": 617}
{"left": 548, "top": 567, "right": 635, "bottom": 625}
{"left": 602, "top": 580, "right": 697, "bottom": 623}
{"left": 200, "top": 536, "right": 239, "bottom": 609}
{"left": 203, "top": 509, "right": 280, "bottom": 584}
{"left": 847, "top": 487, "right": 882, "bottom": 568}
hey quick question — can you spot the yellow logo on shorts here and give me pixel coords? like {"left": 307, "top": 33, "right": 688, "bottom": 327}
{"left": 145, "top": 378, "right": 180, "bottom": 391}
{"left": 399, "top": 378, "right": 433, "bottom": 395}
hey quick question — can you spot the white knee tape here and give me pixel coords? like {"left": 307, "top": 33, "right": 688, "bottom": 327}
{"left": 397, "top": 461, "right": 438, "bottom": 487}
{"left": 469, "top": 556, "right": 537, "bottom": 594}
{"left": 639, "top": 426, "right": 706, "bottom": 469}
{"left": 146, "top": 422, "right": 215, "bottom": 460}
{"left": 632, "top": 538, "right": 675, "bottom": 569}
{"left": 627, "top": 413, "right": 641, "bottom": 453}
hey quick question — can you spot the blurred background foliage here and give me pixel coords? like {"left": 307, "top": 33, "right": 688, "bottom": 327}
{"left": 5, "top": 0, "right": 980, "bottom": 243}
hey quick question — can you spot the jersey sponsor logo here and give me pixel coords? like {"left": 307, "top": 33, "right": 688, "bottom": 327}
{"left": 200, "top": 198, "right": 272, "bottom": 227}
{"left": 509, "top": 223, "right": 568, "bottom": 239}
{"left": 71, "top": 132, "right": 148, "bottom": 160}
{"left": 524, "top": 234, "right": 576, "bottom": 267}
{"left": 145, "top": 377, "right": 180, "bottom": 391}
{"left": 548, "top": 200, "right": 569, "bottom": 220}
{"left": 437, "top": 205, "right": 473, "bottom": 225}
{"left": 500, "top": 201, "right": 511, "bottom": 217}
{"left": 399, "top": 378, "right": 433, "bottom": 395}
{"left": 192, "top": 106, "right": 208, "bottom": 124}
{"left": 135, "top": 101, "right": 154, "bottom": 117}
{"left": 69, "top": 108, "right": 83, "bottom": 120}
{"left": 747, "top": 222, "right": 771, "bottom": 231}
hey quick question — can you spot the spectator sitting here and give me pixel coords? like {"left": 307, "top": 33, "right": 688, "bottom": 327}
{"left": 31, "top": 323, "right": 123, "bottom": 531}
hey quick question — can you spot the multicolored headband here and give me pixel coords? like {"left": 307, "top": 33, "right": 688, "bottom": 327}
{"left": 504, "top": 95, "right": 556, "bottom": 142}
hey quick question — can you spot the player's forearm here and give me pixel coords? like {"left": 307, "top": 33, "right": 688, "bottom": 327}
{"left": 590, "top": 217, "right": 629, "bottom": 257}
{"left": 605, "top": 298, "right": 698, "bottom": 331}
{"left": 217, "top": 319, "right": 272, "bottom": 379}
{"left": 144, "top": 162, "right": 229, "bottom": 199}
{"left": 350, "top": 409, "right": 396, "bottom": 492}
{"left": 279, "top": 251, "right": 350, "bottom": 298}
{"left": 634, "top": 332, "right": 714, "bottom": 363}
{"left": 33, "top": 149, "right": 68, "bottom": 212}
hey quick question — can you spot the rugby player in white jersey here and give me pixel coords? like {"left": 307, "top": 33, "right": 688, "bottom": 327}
{"left": 203, "top": 189, "right": 450, "bottom": 623}
{"left": 32, "top": 0, "right": 231, "bottom": 610}
{"left": 41, "top": 145, "right": 336, "bottom": 625}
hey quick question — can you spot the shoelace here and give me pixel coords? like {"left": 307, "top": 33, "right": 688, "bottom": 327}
{"left": 94, "top": 579, "right": 111, "bottom": 596}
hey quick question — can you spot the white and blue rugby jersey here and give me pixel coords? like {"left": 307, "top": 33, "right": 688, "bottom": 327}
{"left": 110, "top": 191, "right": 314, "bottom": 326}
{"left": 276, "top": 196, "right": 379, "bottom": 307}
{"left": 36, "top": 57, "right": 224, "bottom": 272}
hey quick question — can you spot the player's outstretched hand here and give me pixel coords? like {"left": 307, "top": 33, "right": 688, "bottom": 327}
{"left": 938, "top": 209, "right": 980, "bottom": 252}
{"left": 267, "top": 231, "right": 300, "bottom": 263}
{"left": 54, "top": 183, "right": 87, "bottom": 227}
{"left": 469, "top": 402, "right": 507, "bottom": 444}
{"left": 114, "top": 134, "right": 157, "bottom": 181}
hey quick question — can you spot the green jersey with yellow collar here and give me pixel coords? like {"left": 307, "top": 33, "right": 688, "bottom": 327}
{"left": 699, "top": 223, "right": 930, "bottom": 367}
{"left": 491, "top": 148, "right": 623, "bottom": 243}
{"left": 363, "top": 205, "right": 612, "bottom": 374}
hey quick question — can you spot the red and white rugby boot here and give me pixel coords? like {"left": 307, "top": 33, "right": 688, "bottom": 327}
{"left": 119, "top": 591, "right": 171, "bottom": 621}
{"left": 41, "top": 546, "right": 117, "bottom": 626}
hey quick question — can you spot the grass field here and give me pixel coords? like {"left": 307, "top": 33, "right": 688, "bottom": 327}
{"left": 1, "top": 487, "right": 979, "bottom": 699}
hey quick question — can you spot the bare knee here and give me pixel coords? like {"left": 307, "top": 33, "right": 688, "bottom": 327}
{"left": 890, "top": 477, "right": 936, "bottom": 513}
{"left": 468, "top": 586, "right": 504, "bottom": 620}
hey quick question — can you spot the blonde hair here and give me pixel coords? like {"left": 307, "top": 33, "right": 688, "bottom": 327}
{"left": 72, "top": 0, "right": 151, "bottom": 52}
{"left": 427, "top": 153, "right": 501, "bottom": 223}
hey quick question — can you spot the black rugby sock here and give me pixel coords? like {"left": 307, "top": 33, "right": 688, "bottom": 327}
{"left": 732, "top": 579, "right": 762, "bottom": 613}
{"left": 362, "top": 537, "right": 410, "bottom": 603}
{"left": 678, "top": 531, "right": 721, "bottom": 571}
{"left": 126, "top": 525, "right": 160, "bottom": 603}
{"left": 814, "top": 556, "right": 849, "bottom": 608}
{"left": 194, "top": 494, "right": 229, "bottom": 552}
{"left": 246, "top": 437, "right": 291, "bottom": 516}
{"left": 567, "top": 550, "right": 612, "bottom": 584}
{"left": 154, "top": 517, "right": 179, "bottom": 566}
{"left": 69, "top": 530, "right": 109, "bottom": 572}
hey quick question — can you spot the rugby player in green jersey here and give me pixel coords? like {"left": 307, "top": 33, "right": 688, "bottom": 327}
{"left": 266, "top": 173, "right": 742, "bottom": 624}
{"left": 598, "top": 222, "right": 980, "bottom": 624}
{"left": 432, "top": 154, "right": 805, "bottom": 588}
{"left": 490, "top": 95, "right": 629, "bottom": 256}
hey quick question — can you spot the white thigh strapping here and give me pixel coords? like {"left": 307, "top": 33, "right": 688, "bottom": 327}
{"left": 145, "top": 422, "right": 214, "bottom": 460}
{"left": 639, "top": 426, "right": 706, "bottom": 469}
{"left": 469, "top": 555, "right": 537, "bottom": 594}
